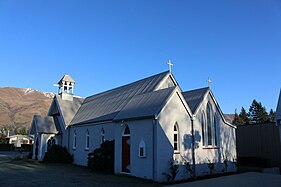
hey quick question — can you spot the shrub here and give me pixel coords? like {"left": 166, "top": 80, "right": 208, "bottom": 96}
{"left": 43, "top": 144, "right": 73, "bottom": 163}
{"left": 87, "top": 140, "right": 114, "bottom": 173}
{"left": 164, "top": 158, "right": 179, "bottom": 182}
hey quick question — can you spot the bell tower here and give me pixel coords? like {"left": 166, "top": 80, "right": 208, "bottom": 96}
{"left": 57, "top": 74, "right": 75, "bottom": 101}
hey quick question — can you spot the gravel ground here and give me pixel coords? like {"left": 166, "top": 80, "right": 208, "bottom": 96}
{"left": 0, "top": 159, "right": 161, "bottom": 187}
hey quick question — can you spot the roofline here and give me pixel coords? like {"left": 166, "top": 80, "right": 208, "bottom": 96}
{"left": 154, "top": 72, "right": 182, "bottom": 92}
{"left": 155, "top": 87, "right": 193, "bottom": 120}
{"left": 69, "top": 120, "right": 113, "bottom": 127}
{"left": 193, "top": 88, "right": 236, "bottom": 128}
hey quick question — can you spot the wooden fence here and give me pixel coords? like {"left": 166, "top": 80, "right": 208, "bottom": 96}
{"left": 237, "top": 122, "right": 281, "bottom": 168}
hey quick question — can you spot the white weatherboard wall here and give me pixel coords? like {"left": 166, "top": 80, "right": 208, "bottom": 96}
{"left": 114, "top": 119, "right": 154, "bottom": 180}
{"left": 69, "top": 123, "right": 115, "bottom": 166}
{"left": 156, "top": 91, "right": 192, "bottom": 182}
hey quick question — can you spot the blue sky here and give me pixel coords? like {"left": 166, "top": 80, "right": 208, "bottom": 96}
{"left": 0, "top": 0, "right": 280, "bottom": 114}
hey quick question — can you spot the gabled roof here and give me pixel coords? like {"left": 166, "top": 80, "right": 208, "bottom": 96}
{"left": 275, "top": 89, "right": 281, "bottom": 122}
{"left": 49, "top": 95, "right": 84, "bottom": 126}
{"left": 58, "top": 74, "right": 75, "bottom": 84}
{"left": 29, "top": 115, "right": 58, "bottom": 134}
{"left": 114, "top": 87, "right": 175, "bottom": 121}
{"left": 182, "top": 87, "right": 209, "bottom": 114}
{"left": 183, "top": 87, "right": 235, "bottom": 128}
{"left": 70, "top": 71, "right": 170, "bottom": 125}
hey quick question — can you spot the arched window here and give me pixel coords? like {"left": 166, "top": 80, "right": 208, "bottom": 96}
{"left": 201, "top": 112, "right": 206, "bottom": 146}
{"left": 207, "top": 103, "right": 213, "bottom": 146}
{"left": 173, "top": 123, "right": 179, "bottom": 152}
{"left": 101, "top": 128, "right": 105, "bottom": 143}
{"left": 214, "top": 115, "right": 218, "bottom": 146}
{"left": 73, "top": 131, "right": 77, "bottom": 149}
{"left": 85, "top": 129, "right": 90, "bottom": 150}
{"left": 138, "top": 140, "right": 146, "bottom": 157}
{"left": 47, "top": 136, "right": 56, "bottom": 151}
{"left": 123, "top": 125, "right": 130, "bottom": 135}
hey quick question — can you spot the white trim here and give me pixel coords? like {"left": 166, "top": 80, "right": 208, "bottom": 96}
{"left": 155, "top": 88, "right": 193, "bottom": 120}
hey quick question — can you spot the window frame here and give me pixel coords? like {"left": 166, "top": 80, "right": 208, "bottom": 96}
{"left": 173, "top": 123, "right": 180, "bottom": 153}
{"left": 73, "top": 130, "right": 77, "bottom": 150}
{"left": 85, "top": 129, "right": 90, "bottom": 151}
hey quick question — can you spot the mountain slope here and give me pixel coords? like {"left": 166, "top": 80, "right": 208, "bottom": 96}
{"left": 0, "top": 87, "right": 54, "bottom": 130}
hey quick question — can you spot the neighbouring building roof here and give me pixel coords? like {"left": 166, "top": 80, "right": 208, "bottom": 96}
{"left": 70, "top": 71, "right": 170, "bottom": 125}
{"left": 224, "top": 114, "right": 235, "bottom": 124}
{"left": 55, "top": 95, "right": 84, "bottom": 125}
{"left": 182, "top": 87, "right": 209, "bottom": 114}
{"left": 58, "top": 74, "right": 75, "bottom": 84}
{"left": 29, "top": 115, "right": 58, "bottom": 134}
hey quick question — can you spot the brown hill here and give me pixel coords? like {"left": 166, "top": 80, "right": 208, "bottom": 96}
{"left": 0, "top": 87, "right": 53, "bottom": 130}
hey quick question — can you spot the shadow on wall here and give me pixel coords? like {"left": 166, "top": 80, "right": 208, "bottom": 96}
{"left": 183, "top": 130, "right": 201, "bottom": 150}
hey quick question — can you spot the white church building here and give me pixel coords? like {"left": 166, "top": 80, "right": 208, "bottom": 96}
{"left": 30, "top": 71, "right": 236, "bottom": 182}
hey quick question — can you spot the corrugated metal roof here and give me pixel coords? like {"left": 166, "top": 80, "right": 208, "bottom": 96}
{"left": 30, "top": 115, "right": 57, "bottom": 134}
{"left": 70, "top": 71, "right": 169, "bottom": 125}
{"left": 114, "top": 87, "right": 175, "bottom": 121}
{"left": 55, "top": 95, "right": 84, "bottom": 125}
{"left": 182, "top": 87, "right": 209, "bottom": 114}
{"left": 58, "top": 74, "right": 75, "bottom": 84}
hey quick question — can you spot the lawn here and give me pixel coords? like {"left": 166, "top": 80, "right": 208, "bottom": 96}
{"left": 0, "top": 159, "right": 162, "bottom": 187}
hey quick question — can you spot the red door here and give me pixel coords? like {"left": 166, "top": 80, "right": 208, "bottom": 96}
{"left": 122, "top": 136, "right": 130, "bottom": 173}
{"left": 35, "top": 137, "right": 39, "bottom": 160}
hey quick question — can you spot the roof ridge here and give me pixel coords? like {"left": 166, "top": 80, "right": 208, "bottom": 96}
{"left": 86, "top": 71, "right": 170, "bottom": 99}
{"left": 183, "top": 87, "right": 209, "bottom": 94}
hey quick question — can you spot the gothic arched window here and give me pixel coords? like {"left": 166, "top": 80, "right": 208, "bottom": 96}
{"left": 173, "top": 123, "right": 179, "bottom": 152}
{"left": 101, "top": 128, "right": 105, "bottom": 143}
{"left": 85, "top": 129, "right": 90, "bottom": 150}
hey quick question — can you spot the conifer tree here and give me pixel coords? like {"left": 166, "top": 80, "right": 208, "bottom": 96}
{"left": 268, "top": 109, "right": 275, "bottom": 122}
{"left": 248, "top": 99, "right": 268, "bottom": 124}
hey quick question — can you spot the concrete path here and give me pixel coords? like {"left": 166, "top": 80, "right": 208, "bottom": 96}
{"left": 166, "top": 172, "right": 281, "bottom": 187}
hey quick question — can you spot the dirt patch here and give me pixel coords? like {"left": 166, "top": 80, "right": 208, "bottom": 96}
{"left": 0, "top": 159, "right": 162, "bottom": 187}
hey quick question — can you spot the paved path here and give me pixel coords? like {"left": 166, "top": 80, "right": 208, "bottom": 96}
{"left": 0, "top": 151, "right": 28, "bottom": 163}
{"left": 166, "top": 172, "right": 281, "bottom": 187}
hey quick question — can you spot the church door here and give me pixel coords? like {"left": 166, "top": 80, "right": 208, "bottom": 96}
{"left": 35, "top": 137, "right": 39, "bottom": 160}
{"left": 122, "top": 126, "right": 131, "bottom": 173}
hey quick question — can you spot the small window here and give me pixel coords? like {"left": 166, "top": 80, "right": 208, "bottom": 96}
{"left": 124, "top": 125, "right": 130, "bottom": 135}
{"left": 73, "top": 131, "right": 77, "bottom": 149}
{"left": 173, "top": 123, "right": 179, "bottom": 152}
{"left": 85, "top": 130, "right": 90, "bottom": 150}
{"left": 138, "top": 140, "right": 146, "bottom": 157}
{"left": 101, "top": 128, "right": 105, "bottom": 143}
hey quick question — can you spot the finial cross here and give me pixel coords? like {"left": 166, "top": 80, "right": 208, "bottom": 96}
{"left": 167, "top": 60, "right": 173, "bottom": 73}
{"left": 207, "top": 77, "right": 212, "bottom": 87}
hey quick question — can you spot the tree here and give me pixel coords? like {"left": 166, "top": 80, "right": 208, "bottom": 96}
{"left": 233, "top": 107, "right": 250, "bottom": 125}
{"left": 268, "top": 109, "right": 275, "bottom": 122}
{"left": 248, "top": 99, "right": 269, "bottom": 124}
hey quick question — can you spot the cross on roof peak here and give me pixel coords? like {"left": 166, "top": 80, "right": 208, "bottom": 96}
{"left": 207, "top": 77, "right": 212, "bottom": 87}
{"left": 167, "top": 60, "right": 173, "bottom": 73}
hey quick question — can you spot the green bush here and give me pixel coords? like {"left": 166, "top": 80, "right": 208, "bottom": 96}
{"left": 87, "top": 140, "right": 114, "bottom": 173}
{"left": 43, "top": 144, "right": 73, "bottom": 163}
